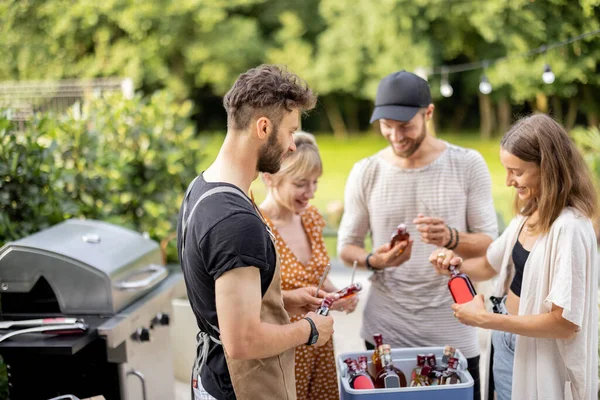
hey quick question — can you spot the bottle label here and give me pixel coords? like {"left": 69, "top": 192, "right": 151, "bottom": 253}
{"left": 384, "top": 375, "right": 401, "bottom": 388}
{"left": 353, "top": 375, "right": 375, "bottom": 390}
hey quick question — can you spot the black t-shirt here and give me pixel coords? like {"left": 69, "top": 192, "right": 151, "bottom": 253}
{"left": 177, "top": 174, "right": 277, "bottom": 400}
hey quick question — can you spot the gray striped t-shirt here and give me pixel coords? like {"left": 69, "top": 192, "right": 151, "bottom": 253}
{"left": 337, "top": 141, "right": 498, "bottom": 358}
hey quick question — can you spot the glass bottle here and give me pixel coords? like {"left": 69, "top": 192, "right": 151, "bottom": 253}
{"left": 371, "top": 333, "right": 384, "bottom": 377}
{"left": 390, "top": 223, "right": 410, "bottom": 247}
{"left": 410, "top": 354, "right": 430, "bottom": 387}
{"left": 343, "top": 358, "right": 375, "bottom": 389}
{"left": 439, "top": 357, "right": 462, "bottom": 385}
{"left": 336, "top": 282, "right": 363, "bottom": 299}
{"left": 375, "top": 344, "right": 407, "bottom": 388}
{"left": 425, "top": 353, "right": 441, "bottom": 385}
{"left": 448, "top": 265, "right": 477, "bottom": 304}
{"left": 316, "top": 296, "right": 335, "bottom": 316}
{"left": 357, "top": 355, "right": 369, "bottom": 374}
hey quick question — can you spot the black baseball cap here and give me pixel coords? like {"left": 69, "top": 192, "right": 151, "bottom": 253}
{"left": 370, "top": 70, "right": 432, "bottom": 123}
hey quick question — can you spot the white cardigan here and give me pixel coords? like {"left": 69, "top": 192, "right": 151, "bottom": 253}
{"left": 485, "top": 208, "right": 598, "bottom": 400}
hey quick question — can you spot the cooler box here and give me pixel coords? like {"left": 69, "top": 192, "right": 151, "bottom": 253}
{"left": 338, "top": 347, "right": 474, "bottom": 400}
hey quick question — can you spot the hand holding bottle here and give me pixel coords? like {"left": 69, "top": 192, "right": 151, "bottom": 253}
{"left": 450, "top": 294, "right": 488, "bottom": 327}
{"left": 370, "top": 239, "right": 414, "bottom": 269}
{"left": 304, "top": 311, "right": 334, "bottom": 347}
{"left": 428, "top": 248, "right": 463, "bottom": 276}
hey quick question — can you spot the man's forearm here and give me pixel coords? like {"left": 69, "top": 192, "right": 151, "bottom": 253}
{"left": 339, "top": 245, "right": 370, "bottom": 268}
{"left": 453, "top": 232, "right": 493, "bottom": 258}
{"left": 233, "top": 319, "right": 311, "bottom": 360}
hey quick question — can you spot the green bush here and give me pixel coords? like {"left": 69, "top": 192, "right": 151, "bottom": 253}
{"left": 0, "top": 91, "right": 203, "bottom": 262}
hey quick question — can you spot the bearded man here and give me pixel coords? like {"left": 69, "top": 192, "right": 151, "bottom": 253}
{"left": 178, "top": 65, "right": 334, "bottom": 400}
{"left": 337, "top": 70, "right": 498, "bottom": 400}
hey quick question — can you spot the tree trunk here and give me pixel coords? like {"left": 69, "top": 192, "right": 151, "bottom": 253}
{"left": 323, "top": 96, "right": 347, "bottom": 139}
{"left": 497, "top": 96, "right": 512, "bottom": 135}
{"left": 450, "top": 104, "right": 468, "bottom": 132}
{"left": 565, "top": 97, "right": 579, "bottom": 131}
{"left": 536, "top": 93, "right": 549, "bottom": 113}
{"left": 587, "top": 112, "right": 599, "bottom": 128}
{"left": 550, "top": 96, "right": 563, "bottom": 123}
{"left": 344, "top": 97, "right": 360, "bottom": 134}
{"left": 479, "top": 94, "right": 495, "bottom": 139}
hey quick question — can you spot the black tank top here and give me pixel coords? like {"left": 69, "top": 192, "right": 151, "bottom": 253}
{"left": 510, "top": 239, "right": 530, "bottom": 297}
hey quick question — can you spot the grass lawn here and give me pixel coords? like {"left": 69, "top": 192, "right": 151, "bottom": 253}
{"left": 197, "top": 131, "right": 515, "bottom": 257}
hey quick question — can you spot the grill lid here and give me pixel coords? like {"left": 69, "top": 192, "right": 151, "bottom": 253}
{"left": 0, "top": 219, "right": 167, "bottom": 315}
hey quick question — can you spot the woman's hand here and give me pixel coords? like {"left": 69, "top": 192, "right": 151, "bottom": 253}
{"left": 451, "top": 294, "right": 489, "bottom": 327}
{"left": 428, "top": 248, "right": 463, "bottom": 276}
{"left": 330, "top": 294, "right": 359, "bottom": 314}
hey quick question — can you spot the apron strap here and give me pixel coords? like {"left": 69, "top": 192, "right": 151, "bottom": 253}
{"left": 181, "top": 177, "right": 251, "bottom": 387}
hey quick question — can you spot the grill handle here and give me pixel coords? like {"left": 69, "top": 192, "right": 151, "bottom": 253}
{"left": 127, "top": 369, "right": 148, "bottom": 400}
{"left": 114, "top": 264, "right": 168, "bottom": 291}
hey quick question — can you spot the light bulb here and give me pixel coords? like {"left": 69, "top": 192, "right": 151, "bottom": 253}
{"left": 542, "top": 64, "right": 555, "bottom": 84}
{"left": 440, "top": 83, "right": 453, "bottom": 97}
{"left": 479, "top": 76, "right": 492, "bottom": 94}
{"left": 414, "top": 67, "right": 429, "bottom": 81}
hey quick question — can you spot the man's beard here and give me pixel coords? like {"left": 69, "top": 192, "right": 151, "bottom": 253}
{"left": 392, "top": 121, "right": 427, "bottom": 158}
{"left": 257, "top": 126, "right": 287, "bottom": 173}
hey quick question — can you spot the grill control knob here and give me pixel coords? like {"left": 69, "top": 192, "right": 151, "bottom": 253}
{"left": 132, "top": 327, "right": 151, "bottom": 342}
{"left": 157, "top": 312, "right": 170, "bottom": 326}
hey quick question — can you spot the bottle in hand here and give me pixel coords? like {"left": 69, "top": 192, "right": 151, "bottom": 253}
{"left": 390, "top": 223, "right": 410, "bottom": 247}
{"left": 343, "top": 358, "right": 375, "bottom": 390}
{"left": 375, "top": 344, "right": 408, "bottom": 388}
{"left": 448, "top": 265, "right": 477, "bottom": 304}
{"left": 316, "top": 296, "right": 335, "bottom": 316}
{"left": 336, "top": 282, "right": 362, "bottom": 299}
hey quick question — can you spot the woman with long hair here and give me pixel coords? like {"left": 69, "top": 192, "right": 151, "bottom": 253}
{"left": 430, "top": 114, "right": 598, "bottom": 399}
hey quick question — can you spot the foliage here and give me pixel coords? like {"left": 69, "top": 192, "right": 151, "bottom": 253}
{"left": 2, "top": 1, "right": 600, "bottom": 134}
{"left": 0, "top": 92, "right": 203, "bottom": 261}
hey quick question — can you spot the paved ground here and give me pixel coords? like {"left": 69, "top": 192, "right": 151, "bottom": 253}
{"left": 175, "top": 260, "right": 491, "bottom": 400}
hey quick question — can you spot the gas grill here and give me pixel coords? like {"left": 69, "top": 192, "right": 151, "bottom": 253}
{"left": 0, "top": 219, "right": 185, "bottom": 400}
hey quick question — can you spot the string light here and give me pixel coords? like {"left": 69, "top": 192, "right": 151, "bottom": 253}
{"left": 415, "top": 28, "right": 600, "bottom": 88}
{"left": 542, "top": 64, "right": 555, "bottom": 84}
{"left": 440, "top": 68, "right": 453, "bottom": 97}
{"left": 479, "top": 62, "right": 492, "bottom": 94}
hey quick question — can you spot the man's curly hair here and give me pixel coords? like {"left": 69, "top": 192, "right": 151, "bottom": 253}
{"left": 223, "top": 65, "right": 317, "bottom": 131}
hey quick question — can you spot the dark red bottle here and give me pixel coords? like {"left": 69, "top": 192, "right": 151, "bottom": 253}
{"left": 343, "top": 358, "right": 375, "bottom": 389}
{"left": 375, "top": 345, "right": 408, "bottom": 388}
{"left": 336, "top": 282, "right": 362, "bottom": 299}
{"left": 448, "top": 265, "right": 477, "bottom": 304}
{"left": 390, "top": 223, "right": 410, "bottom": 247}
{"left": 439, "top": 357, "right": 461, "bottom": 385}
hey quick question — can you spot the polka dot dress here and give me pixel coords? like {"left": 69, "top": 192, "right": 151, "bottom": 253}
{"left": 264, "top": 205, "right": 339, "bottom": 400}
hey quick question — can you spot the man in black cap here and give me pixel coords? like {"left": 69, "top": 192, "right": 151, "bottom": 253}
{"left": 337, "top": 70, "right": 498, "bottom": 400}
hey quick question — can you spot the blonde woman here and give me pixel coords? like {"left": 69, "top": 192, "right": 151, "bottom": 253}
{"left": 260, "top": 131, "right": 358, "bottom": 400}
{"left": 431, "top": 114, "right": 598, "bottom": 400}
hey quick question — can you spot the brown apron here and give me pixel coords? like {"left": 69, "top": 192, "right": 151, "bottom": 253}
{"left": 223, "top": 255, "right": 296, "bottom": 400}
{"left": 182, "top": 181, "right": 296, "bottom": 400}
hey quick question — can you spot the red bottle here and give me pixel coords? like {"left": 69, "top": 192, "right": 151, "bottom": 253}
{"left": 448, "top": 265, "right": 477, "bottom": 304}
{"left": 375, "top": 345, "right": 408, "bottom": 388}
{"left": 344, "top": 358, "right": 375, "bottom": 389}
{"left": 316, "top": 296, "right": 335, "bottom": 316}
{"left": 390, "top": 223, "right": 410, "bottom": 247}
{"left": 336, "top": 282, "right": 363, "bottom": 299}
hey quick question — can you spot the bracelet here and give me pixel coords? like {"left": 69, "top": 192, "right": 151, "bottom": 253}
{"left": 449, "top": 228, "right": 460, "bottom": 250}
{"left": 365, "top": 252, "right": 376, "bottom": 271}
{"left": 444, "top": 225, "right": 454, "bottom": 248}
